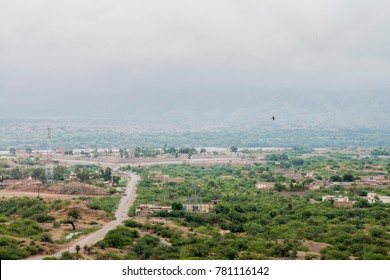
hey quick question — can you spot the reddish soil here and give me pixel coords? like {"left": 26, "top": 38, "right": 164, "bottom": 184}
{"left": 1, "top": 181, "right": 108, "bottom": 196}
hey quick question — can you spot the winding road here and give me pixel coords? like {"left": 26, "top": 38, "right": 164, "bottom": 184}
{"left": 28, "top": 172, "right": 139, "bottom": 259}
{"left": 26, "top": 154, "right": 237, "bottom": 259}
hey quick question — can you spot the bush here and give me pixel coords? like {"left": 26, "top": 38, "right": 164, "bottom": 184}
{"left": 33, "top": 214, "right": 55, "bottom": 223}
{"left": 40, "top": 233, "right": 53, "bottom": 243}
{"left": 0, "top": 215, "right": 8, "bottom": 223}
{"left": 0, "top": 236, "right": 29, "bottom": 259}
{"left": 304, "top": 253, "right": 318, "bottom": 260}
{"left": 7, "top": 219, "right": 43, "bottom": 237}
{"left": 320, "top": 248, "right": 350, "bottom": 260}
{"left": 53, "top": 221, "right": 61, "bottom": 228}
{"left": 108, "top": 187, "right": 117, "bottom": 194}
{"left": 124, "top": 219, "right": 141, "bottom": 228}
{"left": 60, "top": 251, "right": 76, "bottom": 260}
{"left": 27, "top": 242, "right": 44, "bottom": 255}
{"left": 134, "top": 235, "right": 161, "bottom": 259}
{"left": 103, "top": 226, "right": 139, "bottom": 248}
{"left": 87, "top": 197, "right": 120, "bottom": 216}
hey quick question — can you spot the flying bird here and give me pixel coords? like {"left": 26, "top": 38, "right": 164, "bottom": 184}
{"left": 271, "top": 116, "right": 275, "bottom": 121}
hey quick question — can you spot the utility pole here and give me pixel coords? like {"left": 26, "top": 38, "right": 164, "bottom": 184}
{"left": 44, "top": 127, "right": 53, "bottom": 187}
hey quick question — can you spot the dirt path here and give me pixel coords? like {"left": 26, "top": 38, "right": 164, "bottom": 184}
{"left": 22, "top": 155, "right": 241, "bottom": 259}
{"left": 28, "top": 172, "right": 139, "bottom": 260}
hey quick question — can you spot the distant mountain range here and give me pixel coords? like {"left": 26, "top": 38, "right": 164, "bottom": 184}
{"left": 125, "top": 89, "right": 390, "bottom": 131}
{"left": 1, "top": 89, "right": 389, "bottom": 131}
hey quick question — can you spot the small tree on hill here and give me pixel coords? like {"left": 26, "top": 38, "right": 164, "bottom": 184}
{"left": 67, "top": 209, "right": 81, "bottom": 230}
{"left": 9, "top": 148, "right": 16, "bottom": 156}
{"left": 25, "top": 146, "right": 33, "bottom": 154}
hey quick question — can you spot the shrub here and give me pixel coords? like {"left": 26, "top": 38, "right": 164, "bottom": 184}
{"left": 304, "top": 253, "right": 318, "bottom": 260}
{"left": 40, "top": 233, "right": 53, "bottom": 243}
{"left": 103, "top": 226, "right": 139, "bottom": 248}
{"left": 53, "top": 221, "right": 61, "bottom": 228}
{"left": 0, "top": 236, "right": 29, "bottom": 259}
{"left": 0, "top": 215, "right": 8, "bottom": 223}
{"left": 27, "top": 242, "right": 44, "bottom": 255}
{"left": 33, "top": 214, "right": 55, "bottom": 223}
{"left": 124, "top": 219, "right": 141, "bottom": 228}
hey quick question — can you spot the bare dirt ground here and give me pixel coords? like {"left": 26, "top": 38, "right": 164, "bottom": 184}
{"left": 0, "top": 191, "right": 83, "bottom": 200}
{"left": 296, "top": 240, "right": 329, "bottom": 259}
{"left": 0, "top": 181, "right": 108, "bottom": 197}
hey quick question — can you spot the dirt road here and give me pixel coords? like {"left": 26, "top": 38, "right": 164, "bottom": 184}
{"left": 23, "top": 154, "right": 242, "bottom": 259}
{"left": 28, "top": 172, "right": 139, "bottom": 260}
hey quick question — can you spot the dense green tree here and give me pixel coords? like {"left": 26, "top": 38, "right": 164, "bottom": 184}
{"left": 342, "top": 173, "right": 355, "bottom": 182}
{"left": 354, "top": 199, "right": 370, "bottom": 208}
{"left": 291, "top": 158, "right": 305, "bottom": 167}
{"left": 274, "top": 182, "right": 286, "bottom": 192}
{"left": 172, "top": 201, "right": 183, "bottom": 211}
{"left": 178, "top": 147, "right": 197, "bottom": 154}
{"left": 75, "top": 167, "right": 93, "bottom": 183}
{"left": 53, "top": 166, "right": 67, "bottom": 180}
{"left": 31, "top": 167, "right": 45, "bottom": 183}
{"left": 10, "top": 167, "right": 25, "bottom": 180}
{"left": 113, "top": 176, "right": 120, "bottom": 185}
{"left": 330, "top": 175, "right": 343, "bottom": 182}
{"left": 101, "top": 167, "right": 112, "bottom": 181}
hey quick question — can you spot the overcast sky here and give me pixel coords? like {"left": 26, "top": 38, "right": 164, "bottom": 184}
{"left": 1, "top": 0, "right": 389, "bottom": 118}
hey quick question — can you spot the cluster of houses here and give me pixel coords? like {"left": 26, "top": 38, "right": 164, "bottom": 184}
{"left": 254, "top": 167, "right": 390, "bottom": 208}
{"left": 320, "top": 192, "right": 390, "bottom": 208}
{"left": 256, "top": 165, "right": 390, "bottom": 190}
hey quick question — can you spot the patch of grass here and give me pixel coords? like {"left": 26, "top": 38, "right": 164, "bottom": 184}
{"left": 87, "top": 197, "right": 121, "bottom": 216}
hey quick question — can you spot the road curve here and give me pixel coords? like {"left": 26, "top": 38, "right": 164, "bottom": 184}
{"left": 28, "top": 172, "right": 139, "bottom": 260}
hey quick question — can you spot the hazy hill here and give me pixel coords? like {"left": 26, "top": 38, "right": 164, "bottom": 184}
{"left": 125, "top": 89, "right": 390, "bottom": 130}
{"left": 1, "top": 89, "right": 389, "bottom": 131}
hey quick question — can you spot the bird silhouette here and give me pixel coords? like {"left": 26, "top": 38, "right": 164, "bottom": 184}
{"left": 272, "top": 116, "right": 275, "bottom": 121}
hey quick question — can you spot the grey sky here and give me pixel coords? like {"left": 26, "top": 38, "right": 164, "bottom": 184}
{"left": 1, "top": 0, "right": 390, "bottom": 118}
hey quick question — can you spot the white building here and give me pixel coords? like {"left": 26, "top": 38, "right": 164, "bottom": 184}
{"left": 322, "top": 195, "right": 349, "bottom": 202}
{"left": 365, "top": 193, "right": 390, "bottom": 204}
{"left": 256, "top": 182, "right": 275, "bottom": 190}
